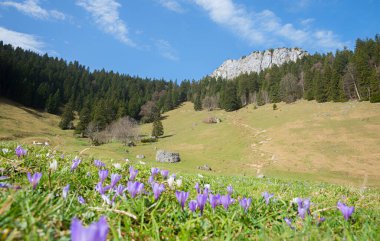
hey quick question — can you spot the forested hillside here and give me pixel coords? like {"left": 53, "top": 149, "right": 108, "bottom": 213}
{"left": 1, "top": 35, "right": 379, "bottom": 131}
{"left": 193, "top": 35, "right": 380, "bottom": 111}
{"left": 0, "top": 41, "right": 192, "bottom": 132}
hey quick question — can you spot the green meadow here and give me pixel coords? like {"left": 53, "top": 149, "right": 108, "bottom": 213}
{"left": 1, "top": 98, "right": 379, "bottom": 188}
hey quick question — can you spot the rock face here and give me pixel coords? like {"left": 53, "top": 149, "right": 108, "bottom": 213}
{"left": 156, "top": 150, "right": 180, "bottom": 163}
{"left": 211, "top": 48, "right": 308, "bottom": 80}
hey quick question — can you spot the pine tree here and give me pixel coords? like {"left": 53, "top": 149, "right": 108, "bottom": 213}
{"left": 152, "top": 119, "right": 164, "bottom": 138}
{"left": 59, "top": 103, "right": 74, "bottom": 130}
{"left": 194, "top": 94, "right": 202, "bottom": 111}
{"left": 46, "top": 89, "right": 60, "bottom": 114}
{"left": 76, "top": 105, "right": 91, "bottom": 136}
{"left": 221, "top": 82, "right": 241, "bottom": 111}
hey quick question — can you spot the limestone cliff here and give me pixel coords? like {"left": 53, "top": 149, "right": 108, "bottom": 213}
{"left": 211, "top": 48, "right": 307, "bottom": 80}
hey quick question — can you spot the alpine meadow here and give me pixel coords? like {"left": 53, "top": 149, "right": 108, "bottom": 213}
{"left": 1, "top": 0, "right": 380, "bottom": 240}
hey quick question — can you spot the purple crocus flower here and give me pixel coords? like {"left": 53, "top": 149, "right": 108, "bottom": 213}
{"left": 0, "top": 183, "right": 11, "bottom": 189}
{"left": 294, "top": 197, "right": 311, "bottom": 219}
{"left": 197, "top": 193, "right": 208, "bottom": 215}
{"left": 337, "top": 202, "right": 354, "bottom": 221}
{"left": 27, "top": 172, "right": 42, "bottom": 189}
{"left": 15, "top": 145, "right": 27, "bottom": 157}
{"left": 284, "top": 218, "right": 295, "bottom": 229}
{"left": 262, "top": 192, "right": 274, "bottom": 205}
{"left": 127, "top": 181, "right": 144, "bottom": 198}
{"left": 63, "top": 184, "right": 70, "bottom": 199}
{"left": 98, "top": 170, "right": 109, "bottom": 183}
{"left": 0, "top": 183, "right": 21, "bottom": 189}
{"left": 101, "top": 194, "right": 114, "bottom": 206}
{"left": 71, "top": 158, "right": 81, "bottom": 171}
{"left": 129, "top": 166, "right": 138, "bottom": 181}
{"left": 189, "top": 200, "right": 198, "bottom": 212}
{"left": 151, "top": 167, "right": 160, "bottom": 176}
{"left": 148, "top": 175, "right": 155, "bottom": 184}
{"left": 115, "top": 184, "right": 126, "bottom": 196}
{"left": 70, "top": 216, "right": 108, "bottom": 241}
{"left": 152, "top": 182, "right": 165, "bottom": 201}
{"left": 209, "top": 194, "right": 221, "bottom": 210}
{"left": 94, "top": 160, "right": 105, "bottom": 168}
{"left": 110, "top": 174, "right": 122, "bottom": 189}
{"left": 160, "top": 170, "right": 169, "bottom": 179}
{"left": 317, "top": 216, "right": 326, "bottom": 225}
{"left": 239, "top": 197, "right": 252, "bottom": 213}
{"left": 95, "top": 182, "right": 111, "bottom": 195}
{"left": 220, "top": 194, "right": 234, "bottom": 210}
{"left": 78, "top": 196, "right": 86, "bottom": 205}
{"left": 195, "top": 182, "right": 200, "bottom": 194}
{"left": 227, "top": 185, "right": 233, "bottom": 195}
{"left": 175, "top": 191, "right": 189, "bottom": 210}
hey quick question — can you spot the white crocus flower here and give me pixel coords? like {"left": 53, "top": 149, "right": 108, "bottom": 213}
{"left": 49, "top": 159, "right": 58, "bottom": 172}
{"left": 168, "top": 176, "right": 175, "bottom": 189}
{"left": 204, "top": 184, "right": 211, "bottom": 190}
{"left": 176, "top": 179, "right": 182, "bottom": 188}
{"left": 113, "top": 163, "right": 121, "bottom": 169}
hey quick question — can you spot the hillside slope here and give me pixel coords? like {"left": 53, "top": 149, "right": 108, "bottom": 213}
{"left": 1, "top": 98, "right": 379, "bottom": 187}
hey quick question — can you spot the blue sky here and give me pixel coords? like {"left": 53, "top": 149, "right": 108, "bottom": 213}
{"left": 0, "top": 0, "right": 379, "bottom": 81}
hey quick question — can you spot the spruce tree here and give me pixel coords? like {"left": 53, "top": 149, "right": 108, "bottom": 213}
{"left": 221, "top": 82, "right": 241, "bottom": 111}
{"left": 194, "top": 94, "right": 202, "bottom": 111}
{"left": 59, "top": 103, "right": 74, "bottom": 130}
{"left": 152, "top": 119, "right": 164, "bottom": 138}
{"left": 76, "top": 105, "right": 91, "bottom": 136}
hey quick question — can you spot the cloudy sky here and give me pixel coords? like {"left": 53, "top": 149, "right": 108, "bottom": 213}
{"left": 0, "top": 0, "right": 379, "bottom": 80}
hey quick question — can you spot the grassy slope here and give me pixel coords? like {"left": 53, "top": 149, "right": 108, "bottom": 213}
{"left": 0, "top": 144, "right": 379, "bottom": 240}
{"left": 1, "top": 98, "right": 379, "bottom": 187}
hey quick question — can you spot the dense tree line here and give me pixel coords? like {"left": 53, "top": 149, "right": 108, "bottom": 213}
{"left": 190, "top": 35, "right": 380, "bottom": 111}
{"left": 0, "top": 41, "right": 191, "bottom": 134}
{"left": 1, "top": 34, "right": 379, "bottom": 131}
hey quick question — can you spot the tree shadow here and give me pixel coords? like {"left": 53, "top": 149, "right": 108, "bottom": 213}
{"left": 159, "top": 134, "right": 174, "bottom": 139}
{"left": 18, "top": 106, "right": 43, "bottom": 118}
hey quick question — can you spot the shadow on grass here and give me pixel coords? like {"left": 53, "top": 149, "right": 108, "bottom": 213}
{"left": 159, "top": 134, "right": 174, "bottom": 139}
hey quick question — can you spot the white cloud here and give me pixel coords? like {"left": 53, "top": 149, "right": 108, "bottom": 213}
{"left": 76, "top": 0, "right": 135, "bottom": 46}
{"left": 0, "top": 0, "right": 65, "bottom": 20}
{"left": 193, "top": 0, "right": 346, "bottom": 51}
{"left": 0, "top": 26, "right": 44, "bottom": 53}
{"left": 300, "top": 18, "right": 315, "bottom": 27}
{"left": 158, "top": 0, "right": 184, "bottom": 13}
{"left": 155, "top": 39, "right": 179, "bottom": 61}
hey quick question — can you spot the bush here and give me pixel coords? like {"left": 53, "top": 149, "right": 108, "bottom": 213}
{"left": 141, "top": 137, "right": 157, "bottom": 143}
{"left": 273, "top": 103, "right": 278, "bottom": 110}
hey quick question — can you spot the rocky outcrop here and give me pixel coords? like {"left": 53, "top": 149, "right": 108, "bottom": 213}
{"left": 211, "top": 48, "right": 307, "bottom": 80}
{"left": 156, "top": 150, "right": 180, "bottom": 163}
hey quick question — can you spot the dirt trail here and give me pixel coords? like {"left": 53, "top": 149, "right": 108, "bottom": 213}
{"left": 222, "top": 113, "right": 276, "bottom": 175}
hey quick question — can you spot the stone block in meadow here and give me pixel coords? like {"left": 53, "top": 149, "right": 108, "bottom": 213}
{"left": 156, "top": 150, "right": 180, "bottom": 163}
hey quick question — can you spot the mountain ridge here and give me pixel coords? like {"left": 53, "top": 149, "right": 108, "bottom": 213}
{"left": 210, "top": 47, "right": 308, "bottom": 80}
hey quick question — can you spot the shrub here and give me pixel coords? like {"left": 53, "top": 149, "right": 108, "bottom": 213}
{"left": 141, "top": 137, "right": 157, "bottom": 143}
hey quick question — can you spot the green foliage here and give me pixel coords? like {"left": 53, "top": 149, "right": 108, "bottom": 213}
{"left": 194, "top": 94, "right": 202, "bottom": 111}
{"left": 0, "top": 41, "right": 184, "bottom": 132}
{"left": 0, "top": 143, "right": 379, "bottom": 240}
{"left": 221, "top": 82, "right": 241, "bottom": 111}
{"left": 152, "top": 119, "right": 164, "bottom": 138}
{"left": 273, "top": 103, "right": 277, "bottom": 110}
{"left": 75, "top": 105, "right": 91, "bottom": 135}
{"left": 59, "top": 103, "right": 74, "bottom": 130}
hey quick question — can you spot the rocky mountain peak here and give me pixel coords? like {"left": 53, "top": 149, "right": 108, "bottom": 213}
{"left": 210, "top": 48, "right": 308, "bottom": 80}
